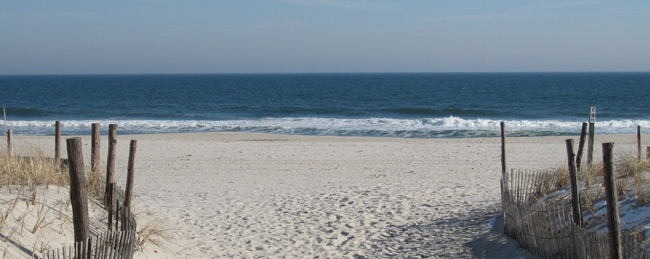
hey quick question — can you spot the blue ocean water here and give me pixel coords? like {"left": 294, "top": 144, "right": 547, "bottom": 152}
{"left": 0, "top": 73, "right": 649, "bottom": 138}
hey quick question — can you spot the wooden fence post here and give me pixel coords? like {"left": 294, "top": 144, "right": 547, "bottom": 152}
{"left": 647, "top": 146, "right": 650, "bottom": 160}
{"left": 124, "top": 140, "right": 137, "bottom": 210}
{"left": 6, "top": 129, "right": 11, "bottom": 156}
{"left": 91, "top": 123, "right": 101, "bottom": 173}
{"left": 566, "top": 139, "right": 582, "bottom": 227}
{"left": 576, "top": 122, "right": 588, "bottom": 172}
{"left": 587, "top": 107, "right": 596, "bottom": 166}
{"left": 55, "top": 121, "right": 61, "bottom": 162}
{"left": 66, "top": 137, "right": 90, "bottom": 242}
{"left": 500, "top": 121, "right": 507, "bottom": 176}
{"left": 105, "top": 124, "right": 117, "bottom": 209}
{"left": 105, "top": 138, "right": 116, "bottom": 208}
{"left": 602, "top": 142, "right": 622, "bottom": 259}
{"left": 638, "top": 126, "right": 642, "bottom": 161}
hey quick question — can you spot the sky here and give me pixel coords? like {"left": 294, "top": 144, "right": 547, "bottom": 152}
{"left": 1, "top": 0, "right": 650, "bottom": 75}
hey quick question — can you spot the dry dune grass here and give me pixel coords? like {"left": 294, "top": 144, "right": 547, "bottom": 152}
{"left": 1, "top": 146, "right": 171, "bottom": 256}
{"left": 1, "top": 150, "right": 67, "bottom": 190}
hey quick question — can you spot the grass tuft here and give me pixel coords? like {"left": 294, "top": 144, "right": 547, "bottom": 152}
{"left": 1, "top": 150, "right": 68, "bottom": 191}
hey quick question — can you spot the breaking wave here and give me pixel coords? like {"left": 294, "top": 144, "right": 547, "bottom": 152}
{"left": 4, "top": 116, "right": 650, "bottom": 138}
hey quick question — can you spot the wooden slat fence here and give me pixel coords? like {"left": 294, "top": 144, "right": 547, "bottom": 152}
{"left": 502, "top": 169, "right": 650, "bottom": 258}
{"left": 42, "top": 184, "right": 138, "bottom": 259}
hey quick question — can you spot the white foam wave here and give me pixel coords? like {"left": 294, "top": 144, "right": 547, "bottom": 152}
{"left": 5, "top": 116, "right": 650, "bottom": 137}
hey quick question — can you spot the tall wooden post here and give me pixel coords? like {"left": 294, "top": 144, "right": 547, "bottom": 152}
{"left": 603, "top": 142, "right": 622, "bottom": 259}
{"left": 637, "top": 126, "right": 642, "bottom": 161}
{"left": 587, "top": 107, "right": 596, "bottom": 166}
{"left": 124, "top": 140, "right": 137, "bottom": 210}
{"left": 105, "top": 139, "right": 116, "bottom": 207}
{"left": 66, "top": 137, "right": 90, "bottom": 242}
{"left": 500, "top": 121, "right": 507, "bottom": 176}
{"left": 91, "top": 123, "right": 101, "bottom": 173}
{"left": 55, "top": 121, "right": 61, "bottom": 162}
{"left": 105, "top": 124, "right": 117, "bottom": 208}
{"left": 566, "top": 139, "right": 583, "bottom": 227}
{"left": 6, "top": 129, "right": 11, "bottom": 156}
{"left": 576, "top": 122, "right": 588, "bottom": 172}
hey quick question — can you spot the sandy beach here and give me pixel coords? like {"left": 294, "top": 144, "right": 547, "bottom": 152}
{"left": 6, "top": 132, "right": 644, "bottom": 258}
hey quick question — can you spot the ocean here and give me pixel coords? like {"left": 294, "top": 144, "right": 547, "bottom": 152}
{"left": 1, "top": 73, "right": 649, "bottom": 138}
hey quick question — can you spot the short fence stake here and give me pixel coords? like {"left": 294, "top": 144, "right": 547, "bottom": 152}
{"left": 66, "top": 137, "right": 90, "bottom": 242}
{"left": 576, "top": 122, "right": 587, "bottom": 172}
{"left": 55, "top": 121, "right": 61, "bottom": 162}
{"left": 566, "top": 139, "right": 582, "bottom": 227}
{"left": 602, "top": 142, "right": 622, "bottom": 259}
{"left": 6, "top": 129, "right": 11, "bottom": 156}
{"left": 500, "top": 121, "right": 507, "bottom": 176}
{"left": 91, "top": 123, "right": 101, "bottom": 173}
{"left": 587, "top": 122, "right": 595, "bottom": 165}
{"left": 638, "top": 126, "right": 642, "bottom": 161}
{"left": 124, "top": 140, "right": 137, "bottom": 210}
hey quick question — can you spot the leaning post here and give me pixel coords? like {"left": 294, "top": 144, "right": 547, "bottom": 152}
{"left": 566, "top": 139, "right": 583, "bottom": 227}
{"left": 603, "top": 142, "right": 622, "bottom": 259}
{"left": 66, "top": 137, "right": 90, "bottom": 242}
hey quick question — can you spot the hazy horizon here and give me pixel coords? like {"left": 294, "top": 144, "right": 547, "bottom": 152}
{"left": 2, "top": 1, "right": 649, "bottom": 75}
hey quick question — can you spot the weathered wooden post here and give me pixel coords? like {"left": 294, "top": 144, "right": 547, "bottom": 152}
{"left": 6, "top": 129, "right": 11, "bottom": 156}
{"left": 105, "top": 124, "right": 117, "bottom": 209}
{"left": 647, "top": 146, "right": 650, "bottom": 160}
{"left": 603, "top": 142, "right": 622, "bottom": 259}
{"left": 500, "top": 121, "right": 507, "bottom": 176}
{"left": 576, "top": 122, "right": 588, "bottom": 172}
{"left": 124, "top": 140, "right": 137, "bottom": 210}
{"left": 566, "top": 139, "right": 583, "bottom": 227}
{"left": 91, "top": 123, "right": 101, "bottom": 173}
{"left": 55, "top": 121, "right": 61, "bottom": 162}
{"left": 587, "top": 107, "right": 596, "bottom": 166}
{"left": 638, "top": 126, "right": 642, "bottom": 161}
{"left": 66, "top": 137, "right": 90, "bottom": 242}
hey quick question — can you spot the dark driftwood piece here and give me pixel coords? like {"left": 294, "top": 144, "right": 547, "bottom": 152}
{"left": 66, "top": 137, "right": 90, "bottom": 242}
{"left": 602, "top": 142, "right": 622, "bottom": 259}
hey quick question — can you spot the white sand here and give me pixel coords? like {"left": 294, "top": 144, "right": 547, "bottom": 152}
{"left": 3, "top": 132, "right": 644, "bottom": 258}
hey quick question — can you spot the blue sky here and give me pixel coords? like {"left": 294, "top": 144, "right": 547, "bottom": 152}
{"left": 1, "top": 0, "right": 649, "bottom": 74}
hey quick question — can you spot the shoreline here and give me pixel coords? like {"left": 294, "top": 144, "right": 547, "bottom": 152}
{"left": 4, "top": 132, "right": 646, "bottom": 257}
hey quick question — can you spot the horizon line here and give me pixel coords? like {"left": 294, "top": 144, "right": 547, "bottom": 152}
{"left": 2, "top": 71, "right": 650, "bottom": 77}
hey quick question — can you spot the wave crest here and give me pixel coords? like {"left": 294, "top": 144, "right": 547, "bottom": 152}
{"left": 4, "top": 116, "right": 649, "bottom": 138}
